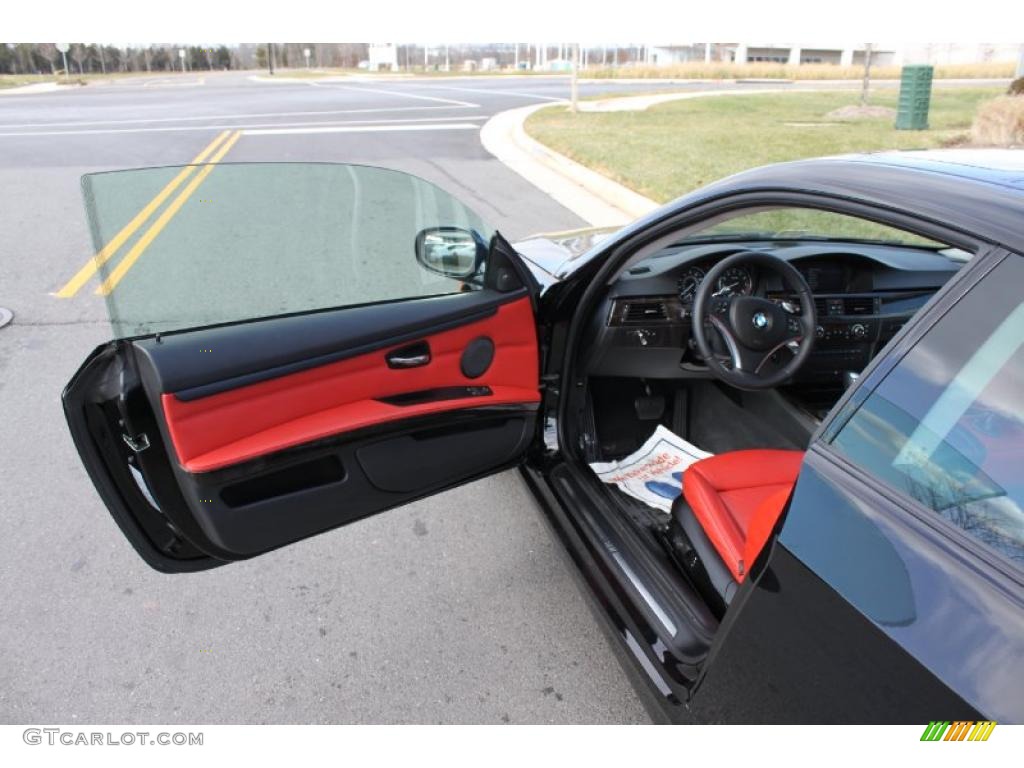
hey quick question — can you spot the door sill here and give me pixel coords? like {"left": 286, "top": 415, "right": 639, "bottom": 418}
{"left": 542, "top": 460, "right": 718, "bottom": 687}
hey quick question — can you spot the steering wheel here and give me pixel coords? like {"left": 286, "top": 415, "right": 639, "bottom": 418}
{"left": 691, "top": 251, "right": 817, "bottom": 390}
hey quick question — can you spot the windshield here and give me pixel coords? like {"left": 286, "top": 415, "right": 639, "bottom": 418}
{"left": 677, "top": 208, "right": 947, "bottom": 249}
{"left": 81, "top": 162, "right": 494, "bottom": 338}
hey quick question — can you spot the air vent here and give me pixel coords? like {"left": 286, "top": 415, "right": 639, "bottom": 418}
{"left": 623, "top": 300, "right": 669, "bottom": 323}
{"left": 814, "top": 297, "right": 828, "bottom": 316}
{"left": 843, "top": 297, "right": 876, "bottom": 315}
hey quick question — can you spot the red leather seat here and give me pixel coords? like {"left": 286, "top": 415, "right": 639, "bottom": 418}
{"left": 682, "top": 449, "right": 803, "bottom": 583}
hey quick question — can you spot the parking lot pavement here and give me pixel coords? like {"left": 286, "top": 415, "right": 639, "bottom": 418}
{"left": 0, "top": 73, "right": 653, "bottom": 723}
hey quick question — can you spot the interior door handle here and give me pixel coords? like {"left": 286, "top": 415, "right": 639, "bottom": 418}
{"left": 386, "top": 342, "right": 431, "bottom": 369}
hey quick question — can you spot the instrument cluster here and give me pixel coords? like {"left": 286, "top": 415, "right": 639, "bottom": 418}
{"left": 676, "top": 264, "right": 755, "bottom": 303}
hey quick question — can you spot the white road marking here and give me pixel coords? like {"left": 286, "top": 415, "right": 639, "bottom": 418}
{"left": 0, "top": 115, "right": 487, "bottom": 137}
{"left": 0, "top": 105, "right": 476, "bottom": 131}
{"left": 314, "top": 83, "right": 479, "bottom": 108}
{"left": 141, "top": 77, "right": 206, "bottom": 87}
{"left": 243, "top": 122, "right": 480, "bottom": 136}
{"left": 416, "top": 84, "right": 566, "bottom": 102}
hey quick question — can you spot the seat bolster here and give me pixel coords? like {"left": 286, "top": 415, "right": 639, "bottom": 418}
{"left": 672, "top": 496, "right": 739, "bottom": 607}
{"left": 742, "top": 486, "right": 793, "bottom": 576}
{"left": 689, "top": 449, "right": 803, "bottom": 492}
{"left": 683, "top": 468, "right": 747, "bottom": 581}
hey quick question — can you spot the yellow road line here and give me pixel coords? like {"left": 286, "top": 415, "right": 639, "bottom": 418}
{"left": 96, "top": 130, "right": 242, "bottom": 296}
{"left": 54, "top": 130, "right": 232, "bottom": 298}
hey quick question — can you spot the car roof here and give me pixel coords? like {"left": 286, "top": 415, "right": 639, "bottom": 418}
{"left": 840, "top": 149, "right": 1024, "bottom": 191}
{"left": 685, "top": 149, "right": 1024, "bottom": 254}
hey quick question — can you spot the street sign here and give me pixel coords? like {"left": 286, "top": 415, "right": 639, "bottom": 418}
{"left": 56, "top": 43, "right": 70, "bottom": 81}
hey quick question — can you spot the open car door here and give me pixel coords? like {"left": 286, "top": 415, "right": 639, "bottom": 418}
{"left": 63, "top": 163, "right": 542, "bottom": 572}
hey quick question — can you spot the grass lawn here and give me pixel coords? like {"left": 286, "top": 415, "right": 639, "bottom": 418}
{"left": 524, "top": 88, "right": 1006, "bottom": 203}
{"left": 0, "top": 74, "right": 55, "bottom": 89}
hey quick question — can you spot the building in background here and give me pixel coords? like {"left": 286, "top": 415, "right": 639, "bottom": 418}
{"left": 367, "top": 43, "right": 397, "bottom": 72}
{"left": 644, "top": 42, "right": 1021, "bottom": 68}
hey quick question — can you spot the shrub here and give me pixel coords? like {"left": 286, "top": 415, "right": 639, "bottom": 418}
{"left": 970, "top": 96, "right": 1024, "bottom": 146}
{"left": 1009, "top": 77, "right": 1024, "bottom": 96}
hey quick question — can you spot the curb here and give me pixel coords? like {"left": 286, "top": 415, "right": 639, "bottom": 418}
{"left": 480, "top": 89, "right": 806, "bottom": 227}
{"left": 480, "top": 103, "right": 658, "bottom": 227}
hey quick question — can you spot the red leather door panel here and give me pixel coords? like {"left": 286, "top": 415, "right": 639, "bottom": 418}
{"left": 161, "top": 297, "right": 539, "bottom": 473}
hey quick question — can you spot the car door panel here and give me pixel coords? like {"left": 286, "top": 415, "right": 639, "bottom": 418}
{"left": 65, "top": 286, "right": 540, "bottom": 571}
{"left": 142, "top": 294, "right": 538, "bottom": 472}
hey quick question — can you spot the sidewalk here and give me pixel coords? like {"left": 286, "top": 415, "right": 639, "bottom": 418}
{"left": 0, "top": 82, "right": 75, "bottom": 96}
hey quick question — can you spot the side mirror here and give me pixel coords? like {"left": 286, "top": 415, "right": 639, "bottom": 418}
{"left": 415, "top": 227, "right": 487, "bottom": 279}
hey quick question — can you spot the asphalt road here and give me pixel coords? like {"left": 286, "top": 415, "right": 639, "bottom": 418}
{"left": 0, "top": 71, "right": 664, "bottom": 725}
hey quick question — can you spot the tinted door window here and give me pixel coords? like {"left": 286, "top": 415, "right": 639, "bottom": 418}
{"left": 82, "top": 163, "right": 493, "bottom": 338}
{"left": 830, "top": 255, "right": 1024, "bottom": 567}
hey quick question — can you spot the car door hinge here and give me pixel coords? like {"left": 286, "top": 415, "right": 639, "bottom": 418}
{"left": 539, "top": 373, "right": 560, "bottom": 392}
{"left": 116, "top": 346, "right": 150, "bottom": 454}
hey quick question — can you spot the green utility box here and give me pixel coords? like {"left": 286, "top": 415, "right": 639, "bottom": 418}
{"left": 895, "top": 65, "right": 934, "bottom": 130}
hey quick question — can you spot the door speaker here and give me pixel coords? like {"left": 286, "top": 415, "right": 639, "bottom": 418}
{"left": 460, "top": 336, "right": 495, "bottom": 379}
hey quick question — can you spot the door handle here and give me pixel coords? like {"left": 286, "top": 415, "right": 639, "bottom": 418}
{"left": 386, "top": 341, "right": 431, "bottom": 369}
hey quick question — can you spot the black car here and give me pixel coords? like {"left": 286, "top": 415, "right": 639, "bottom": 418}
{"left": 63, "top": 150, "right": 1024, "bottom": 724}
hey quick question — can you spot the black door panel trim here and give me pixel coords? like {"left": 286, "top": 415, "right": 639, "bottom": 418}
{"left": 377, "top": 385, "right": 493, "bottom": 406}
{"left": 134, "top": 288, "right": 528, "bottom": 401}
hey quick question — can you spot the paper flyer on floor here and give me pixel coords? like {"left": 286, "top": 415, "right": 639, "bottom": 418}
{"left": 589, "top": 425, "right": 713, "bottom": 513}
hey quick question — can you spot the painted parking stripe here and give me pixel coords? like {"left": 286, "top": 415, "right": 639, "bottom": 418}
{"left": 96, "top": 130, "right": 242, "bottom": 296}
{"left": 54, "top": 130, "right": 232, "bottom": 298}
{"left": 243, "top": 122, "right": 480, "bottom": 136}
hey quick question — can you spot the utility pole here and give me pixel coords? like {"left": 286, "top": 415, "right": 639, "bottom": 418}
{"left": 268, "top": 43, "right": 274, "bottom": 75}
{"left": 571, "top": 43, "right": 579, "bottom": 112}
{"left": 860, "top": 43, "right": 873, "bottom": 106}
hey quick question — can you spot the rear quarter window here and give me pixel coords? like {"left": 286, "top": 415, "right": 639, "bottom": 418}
{"left": 830, "top": 254, "right": 1024, "bottom": 568}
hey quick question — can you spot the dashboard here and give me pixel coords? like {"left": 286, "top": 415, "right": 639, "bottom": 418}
{"left": 585, "top": 240, "right": 964, "bottom": 384}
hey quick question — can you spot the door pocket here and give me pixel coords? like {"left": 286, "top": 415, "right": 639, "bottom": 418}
{"left": 220, "top": 455, "right": 346, "bottom": 508}
{"left": 356, "top": 416, "right": 531, "bottom": 493}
